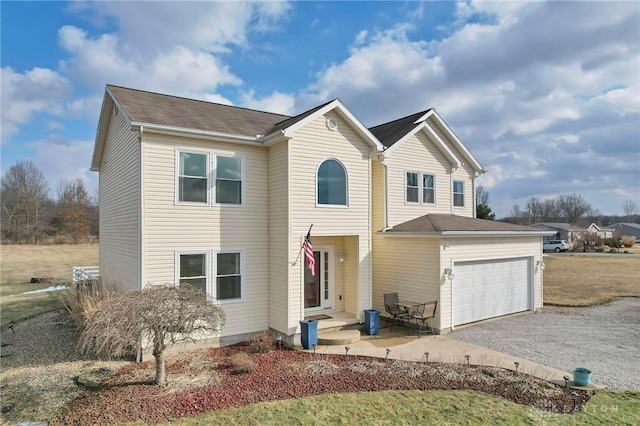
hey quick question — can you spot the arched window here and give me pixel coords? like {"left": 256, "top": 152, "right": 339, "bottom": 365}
{"left": 317, "top": 159, "right": 347, "bottom": 206}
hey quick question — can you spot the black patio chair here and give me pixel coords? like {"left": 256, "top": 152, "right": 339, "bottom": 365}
{"left": 411, "top": 300, "right": 438, "bottom": 338}
{"left": 383, "top": 292, "right": 409, "bottom": 331}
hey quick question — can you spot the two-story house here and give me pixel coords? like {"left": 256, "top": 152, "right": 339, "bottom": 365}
{"left": 91, "top": 85, "right": 550, "bottom": 346}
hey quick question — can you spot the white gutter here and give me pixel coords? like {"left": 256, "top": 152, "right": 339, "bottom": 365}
{"left": 379, "top": 230, "right": 555, "bottom": 238}
{"left": 130, "top": 122, "right": 263, "bottom": 146}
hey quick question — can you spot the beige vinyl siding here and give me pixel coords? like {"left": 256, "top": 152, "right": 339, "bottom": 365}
{"left": 288, "top": 111, "right": 372, "bottom": 328}
{"left": 372, "top": 236, "right": 441, "bottom": 330}
{"left": 439, "top": 236, "right": 543, "bottom": 331}
{"left": 99, "top": 107, "right": 140, "bottom": 291}
{"left": 372, "top": 160, "right": 385, "bottom": 232}
{"left": 141, "top": 133, "right": 269, "bottom": 338}
{"left": 268, "top": 141, "right": 289, "bottom": 333}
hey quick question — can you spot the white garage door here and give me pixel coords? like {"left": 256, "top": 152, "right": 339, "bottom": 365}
{"left": 452, "top": 257, "right": 531, "bottom": 326}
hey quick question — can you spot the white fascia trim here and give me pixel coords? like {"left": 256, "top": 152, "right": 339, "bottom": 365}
{"left": 413, "top": 109, "right": 435, "bottom": 124}
{"left": 282, "top": 99, "right": 384, "bottom": 151}
{"left": 262, "top": 130, "right": 290, "bottom": 146}
{"left": 428, "top": 109, "right": 486, "bottom": 173}
{"left": 377, "top": 231, "right": 442, "bottom": 238}
{"left": 131, "top": 122, "right": 263, "bottom": 146}
{"left": 442, "top": 231, "right": 555, "bottom": 238}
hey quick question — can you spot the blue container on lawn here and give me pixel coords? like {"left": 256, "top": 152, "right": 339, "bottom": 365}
{"left": 299, "top": 319, "right": 318, "bottom": 349}
{"left": 364, "top": 309, "right": 380, "bottom": 335}
{"left": 572, "top": 367, "right": 592, "bottom": 386}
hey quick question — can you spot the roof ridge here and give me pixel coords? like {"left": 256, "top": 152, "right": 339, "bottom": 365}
{"left": 106, "top": 84, "right": 290, "bottom": 119}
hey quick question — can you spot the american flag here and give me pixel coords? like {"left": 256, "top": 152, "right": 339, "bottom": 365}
{"left": 303, "top": 230, "right": 315, "bottom": 276}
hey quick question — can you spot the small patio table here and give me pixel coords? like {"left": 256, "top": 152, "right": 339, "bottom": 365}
{"left": 395, "top": 301, "right": 421, "bottom": 329}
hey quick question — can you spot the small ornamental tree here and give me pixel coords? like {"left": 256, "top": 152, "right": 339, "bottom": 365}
{"left": 78, "top": 284, "right": 225, "bottom": 385}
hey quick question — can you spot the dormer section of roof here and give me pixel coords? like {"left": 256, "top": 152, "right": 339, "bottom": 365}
{"left": 370, "top": 108, "right": 485, "bottom": 173}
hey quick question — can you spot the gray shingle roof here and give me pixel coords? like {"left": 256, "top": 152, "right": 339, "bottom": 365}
{"left": 387, "top": 214, "right": 544, "bottom": 233}
{"left": 369, "top": 109, "right": 432, "bottom": 148}
{"left": 108, "top": 85, "right": 290, "bottom": 138}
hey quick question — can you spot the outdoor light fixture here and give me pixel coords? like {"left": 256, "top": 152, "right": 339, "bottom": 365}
{"left": 337, "top": 252, "right": 346, "bottom": 263}
{"left": 536, "top": 260, "right": 546, "bottom": 271}
{"left": 444, "top": 267, "right": 455, "bottom": 280}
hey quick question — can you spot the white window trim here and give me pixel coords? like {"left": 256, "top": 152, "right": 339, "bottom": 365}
{"left": 422, "top": 172, "right": 436, "bottom": 205}
{"left": 405, "top": 170, "right": 420, "bottom": 205}
{"left": 175, "top": 149, "right": 210, "bottom": 206}
{"left": 214, "top": 249, "right": 245, "bottom": 303}
{"left": 175, "top": 250, "right": 210, "bottom": 295}
{"left": 213, "top": 154, "right": 245, "bottom": 207}
{"left": 315, "top": 158, "right": 349, "bottom": 208}
{"left": 453, "top": 180, "right": 465, "bottom": 208}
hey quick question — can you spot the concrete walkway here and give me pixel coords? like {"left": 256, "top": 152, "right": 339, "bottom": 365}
{"left": 295, "top": 327, "right": 604, "bottom": 391}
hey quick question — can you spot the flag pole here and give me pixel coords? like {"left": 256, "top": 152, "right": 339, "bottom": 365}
{"left": 291, "top": 224, "right": 313, "bottom": 266}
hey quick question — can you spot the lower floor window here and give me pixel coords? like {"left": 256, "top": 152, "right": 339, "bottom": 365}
{"left": 216, "top": 252, "right": 242, "bottom": 300}
{"left": 179, "top": 253, "right": 207, "bottom": 293}
{"left": 178, "top": 250, "right": 243, "bottom": 301}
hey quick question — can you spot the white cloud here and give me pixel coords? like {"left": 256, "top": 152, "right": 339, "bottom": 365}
{"left": 240, "top": 90, "right": 296, "bottom": 115}
{"left": 1, "top": 67, "right": 72, "bottom": 142}
{"left": 27, "top": 136, "right": 97, "bottom": 196}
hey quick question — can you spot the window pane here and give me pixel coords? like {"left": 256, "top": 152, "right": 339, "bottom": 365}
{"left": 406, "top": 172, "right": 418, "bottom": 187}
{"left": 180, "top": 152, "right": 206, "bottom": 177}
{"left": 180, "top": 277, "right": 206, "bottom": 293}
{"left": 180, "top": 254, "right": 206, "bottom": 278}
{"left": 216, "top": 180, "right": 242, "bottom": 204}
{"left": 216, "top": 157, "right": 241, "bottom": 180}
{"left": 454, "top": 193, "right": 464, "bottom": 207}
{"left": 424, "top": 188, "right": 435, "bottom": 204}
{"left": 217, "top": 276, "right": 241, "bottom": 299}
{"left": 453, "top": 181, "right": 464, "bottom": 193}
{"left": 180, "top": 177, "right": 207, "bottom": 203}
{"left": 407, "top": 187, "right": 419, "bottom": 203}
{"left": 423, "top": 174, "right": 434, "bottom": 189}
{"left": 217, "top": 253, "right": 240, "bottom": 275}
{"left": 317, "top": 160, "right": 347, "bottom": 205}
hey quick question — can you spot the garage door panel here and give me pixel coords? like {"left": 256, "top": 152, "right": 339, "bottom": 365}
{"left": 452, "top": 257, "right": 531, "bottom": 326}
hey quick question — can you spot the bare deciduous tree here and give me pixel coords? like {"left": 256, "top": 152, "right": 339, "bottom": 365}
{"left": 79, "top": 284, "right": 225, "bottom": 385}
{"left": 1, "top": 161, "right": 52, "bottom": 244}
{"left": 57, "top": 179, "right": 93, "bottom": 243}
{"left": 557, "top": 193, "right": 592, "bottom": 224}
{"left": 623, "top": 200, "right": 637, "bottom": 222}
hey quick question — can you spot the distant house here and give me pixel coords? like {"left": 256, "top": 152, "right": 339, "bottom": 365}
{"left": 91, "top": 85, "right": 552, "bottom": 347}
{"left": 533, "top": 223, "right": 584, "bottom": 247}
{"left": 586, "top": 223, "right": 613, "bottom": 240}
{"left": 605, "top": 223, "right": 640, "bottom": 242}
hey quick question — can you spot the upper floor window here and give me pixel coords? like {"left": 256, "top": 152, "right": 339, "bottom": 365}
{"left": 317, "top": 159, "right": 347, "bottom": 206}
{"left": 215, "top": 156, "right": 243, "bottom": 205}
{"left": 406, "top": 172, "right": 419, "bottom": 203}
{"left": 453, "top": 180, "right": 464, "bottom": 207}
{"left": 178, "top": 152, "right": 208, "bottom": 203}
{"left": 423, "top": 174, "right": 435, "bottom": 204}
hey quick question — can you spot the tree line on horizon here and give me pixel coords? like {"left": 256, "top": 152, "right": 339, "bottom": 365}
{"left": 1, "top": 161, "right": 98, "bottom": 245}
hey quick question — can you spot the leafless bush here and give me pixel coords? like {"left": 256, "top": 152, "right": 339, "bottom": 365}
{"left": 60, "top": 283, "right": 115, "bottom": 329}
{"left": 229, "top": 353, "right": 256, "bottom": 374}
{"left": 305, "top": 360, "right": 339, "bottom": 375}
{"left": 78, "top": 284, "right": 225, "bottom": 385}
{"left": 248, "top": 331, "right": 275, "bottom": 353}
{"left": 622, "top": 236, "right": 636, "bottom": 248}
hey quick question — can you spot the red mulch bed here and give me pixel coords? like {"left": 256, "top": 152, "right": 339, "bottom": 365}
{"left": 52, "top": 342, "right": 591, "bottom": 425}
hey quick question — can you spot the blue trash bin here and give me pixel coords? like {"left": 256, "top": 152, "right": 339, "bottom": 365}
{"left": 364, "top": 309, "right": 380, "bottom": 335}
{"left": 299, "top": 319, "right": 318, "bottom": 349}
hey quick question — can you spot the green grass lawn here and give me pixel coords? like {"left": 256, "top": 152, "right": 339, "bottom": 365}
{"left": 148, "top": 390, "right": 640, "bottom": 426}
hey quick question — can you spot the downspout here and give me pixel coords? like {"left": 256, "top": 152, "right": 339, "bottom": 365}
{"left": 136, "top": 125, "right": 144, "bottom": 364}
{"left": 382, "top": 161, "right": 390, "bottom": 230}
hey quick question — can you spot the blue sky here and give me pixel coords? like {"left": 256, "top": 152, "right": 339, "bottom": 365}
{"left": 2, "top": 1, "right": 639, "bottom": 218}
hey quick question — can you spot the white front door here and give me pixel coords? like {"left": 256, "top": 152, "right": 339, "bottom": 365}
{"left": 304, "top": 247, "right": 333, "bottom": 311}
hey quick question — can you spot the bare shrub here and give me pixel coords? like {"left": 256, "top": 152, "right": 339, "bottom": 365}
{"left": 229, "top": 353, "right": 256, "bottom": 374}
{"left": 622, "top": 236, "right": 636, "bottom": 248}
{"left": 248, "top": 331, "right": 275, "bottom": 353}
{"left": 166, "top": 371, "right": 221, "bottom": 394}
{"left": 78, "top": 284, "right": 225, "bottom": 385}
{"left": 60, "top": 283, "right": 115, "bottom": 329}
{"left": 346, "top": 360, "right": 383, "bottom": 373}
{"left": 387, "top": 360, "right": 429, "bottom": 378}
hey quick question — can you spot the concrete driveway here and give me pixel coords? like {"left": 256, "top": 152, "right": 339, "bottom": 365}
{"left": 448, "top": 298, "right": 640, "bottom": 390}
